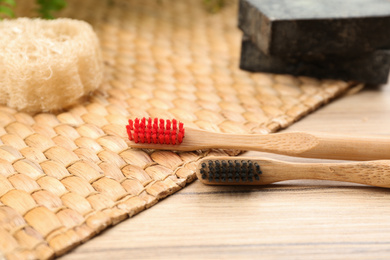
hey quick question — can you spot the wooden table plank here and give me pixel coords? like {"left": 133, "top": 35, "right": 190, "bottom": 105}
{"left": 61, "top": 83, "right": 390, "bottom": 259}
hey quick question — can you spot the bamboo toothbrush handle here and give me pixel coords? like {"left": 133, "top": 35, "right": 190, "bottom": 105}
{"left": 197, "top": 157, "right": 390, "bottom": 188}
{"left": 256, "top": 132, "right": 390, "bottom": 160}
{"left": 195, "top": 131, "right": 390, "bottom": 160}
{"left": 259, "top": 158, "right": 390, "bottom": 187}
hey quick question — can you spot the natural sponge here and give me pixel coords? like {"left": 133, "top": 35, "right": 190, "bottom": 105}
{"left": 0, "top": 18, "right": 104, "bottom": 113}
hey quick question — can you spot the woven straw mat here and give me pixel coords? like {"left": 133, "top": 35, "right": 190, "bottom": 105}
{"left": 1, "top": 0, "right": 352, "bottom": 259}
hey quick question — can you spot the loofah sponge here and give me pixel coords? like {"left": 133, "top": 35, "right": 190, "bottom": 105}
{"left": 0, "top": 18, "right": 104, "bottom": 113}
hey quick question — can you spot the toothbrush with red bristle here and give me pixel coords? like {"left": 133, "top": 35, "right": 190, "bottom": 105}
{"left": 126, "top": 117, "right": 390, "bottom": 161}
{"left": 126, "top": 118, "right": 185, "bottom": 145}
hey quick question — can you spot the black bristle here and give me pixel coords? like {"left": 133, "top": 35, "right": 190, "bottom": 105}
{"left": 229, "top": 162, "right": 234, "bottom": 168}
{"left": 255, "top": 163, "right": 261, "bottom": 173}
{"left": 235, "top": 160, "right": 240, "bottom": 167}
{"left": 201, "top": 159, "right": 261, "bottom": 184}
{"left": 241, "top": 160, "right": 247, "bottom": 167}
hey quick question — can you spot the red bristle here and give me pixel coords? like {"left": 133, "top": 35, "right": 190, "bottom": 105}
{"left": 127, "top": 117, "right": 185, "bottom": 145}
{"left": 171, "top": 131, "right": 176, "bottom": 145}
{"left": 159, "top": 127, "right": 164, "bottom": 136}
{"left": 159, "top": 119, "right": 165, "bottom": 130}
{"left": 146, "top": 131, "right": 151, "bottom": 143}
{"left": 126, "top": 125, "right": 133, "bottom": 140}
{"left": 166, "top": 130, "right": 173, "bottom": 143}
{"left": 159, "top": 134, "right": 164, "bottom": 144}
{"left": 140, "top": 118, "right": 145, "bottom": 130}
{"left": 134, "top": 132, "right": 139, "bottom": 143}
{"left": 153, "top": 118, "right": 158, "bottom": 129}
{"left": 128, "top": 120, "right": 134, "bottom": 130}
{"left": 151, "top": 129, "right": 156, "bottom": 143}
{"left": 178, "top": 132, "right": 183, "bottom": 143}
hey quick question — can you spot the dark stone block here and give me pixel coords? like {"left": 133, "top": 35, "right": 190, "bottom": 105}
{"left": 240, "top": 35, "right": 390, "bottom": 85}
{"left": 239, "top": 0, "right": 390, "bottom": 59}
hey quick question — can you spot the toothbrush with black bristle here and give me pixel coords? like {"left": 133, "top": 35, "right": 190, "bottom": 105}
{"left": 195, "top": 156, "right": 390, "bottom": 187}
{"left": 126, "top": 117, "right": 390, "bottom": 161}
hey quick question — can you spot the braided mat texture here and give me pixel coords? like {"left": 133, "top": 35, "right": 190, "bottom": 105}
{"left": 0, "top": 0, "right": 352, "bottom": 259}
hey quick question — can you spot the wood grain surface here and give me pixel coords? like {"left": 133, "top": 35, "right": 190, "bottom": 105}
{"left": 60, "top": 82, "right": 390, "bottom": 260}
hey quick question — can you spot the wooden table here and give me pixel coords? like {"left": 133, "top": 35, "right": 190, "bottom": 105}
{"left": 61, "top": 82, "right": 390, "bottom": 259}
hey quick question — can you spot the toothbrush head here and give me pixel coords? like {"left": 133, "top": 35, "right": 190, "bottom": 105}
{"left": 197, "top": 158, "right": 263, "bottom": 184}
{"left": 126, "top": 117, "right": 185, "bottom": 145}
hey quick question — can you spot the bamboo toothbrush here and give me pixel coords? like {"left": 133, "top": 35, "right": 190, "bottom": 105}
{"left": 195, "top": 156, "right": 390, "bottom": 187}
{"left": 126, "top": 117, "right": 390, "bottom": 161}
